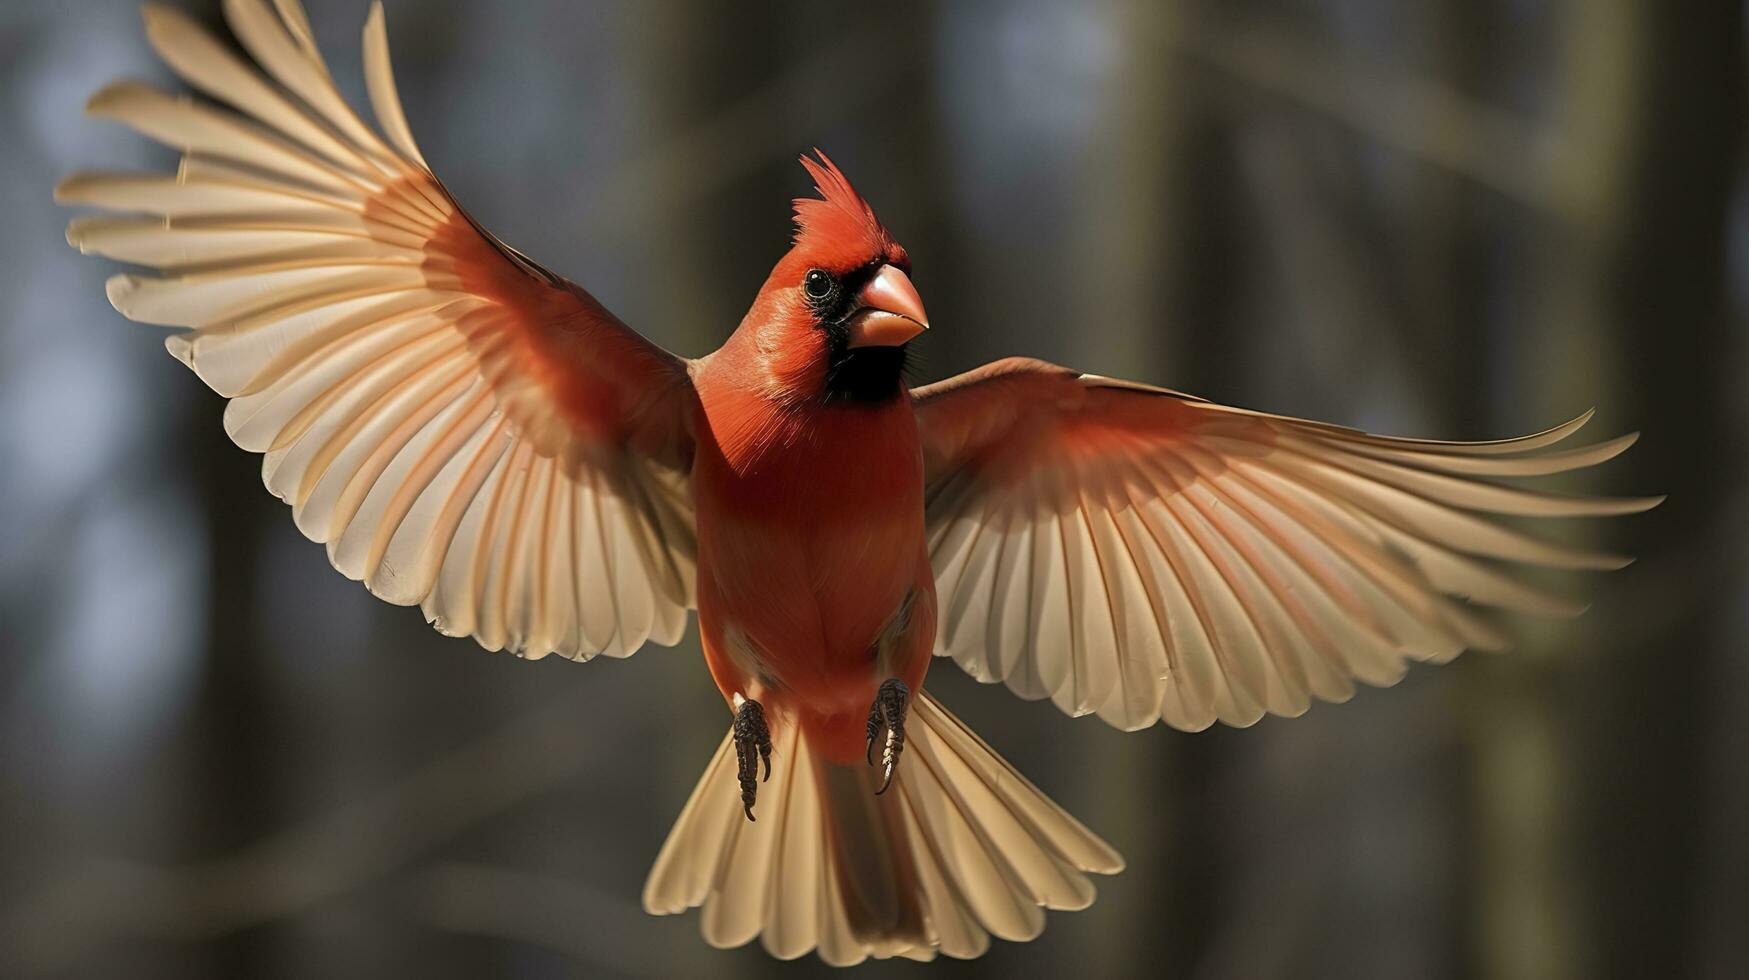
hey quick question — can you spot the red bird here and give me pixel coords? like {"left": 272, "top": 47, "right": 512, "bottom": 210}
{"left": 60, "top": 1, "right": 1660, "bottom": 965}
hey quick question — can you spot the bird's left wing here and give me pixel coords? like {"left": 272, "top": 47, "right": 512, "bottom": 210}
{"left": 913, "top": 358, "right": 1659, "bottom": 732}
{"left": 59, "top": 1, "right": 698, "bottom": 660}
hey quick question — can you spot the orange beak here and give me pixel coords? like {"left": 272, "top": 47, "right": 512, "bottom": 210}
{"left": 844, "top": 265, "right": 929, "bottom": 348}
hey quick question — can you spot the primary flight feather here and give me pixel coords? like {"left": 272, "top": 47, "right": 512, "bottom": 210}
{"left": 58, "top": 0, "right": 1659, "bottom": 965}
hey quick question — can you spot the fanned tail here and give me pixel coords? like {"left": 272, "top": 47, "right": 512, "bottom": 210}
{"left": 643, "top": 691, "right": 1123, "bottom": 965}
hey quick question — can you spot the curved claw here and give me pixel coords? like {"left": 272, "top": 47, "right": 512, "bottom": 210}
{"left": 875, "top": 759, "right": 897, "bottom": 796}
{"left": 865, "top": 678, "right": 910, "bottom": 797}
{"left": 732, "top": 697, "right": 772, "bottom": 821}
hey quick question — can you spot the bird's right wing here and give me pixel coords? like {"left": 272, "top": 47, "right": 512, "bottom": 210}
{"left": 913, "top": 358, "right": 1659, "bottom": 732}
{"left": 58, "top": 1, "right": 698, "bottom": 660}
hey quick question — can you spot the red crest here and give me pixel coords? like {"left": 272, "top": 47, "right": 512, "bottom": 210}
{"left": 791, "top": 150, "right": 902, "bottom": 270}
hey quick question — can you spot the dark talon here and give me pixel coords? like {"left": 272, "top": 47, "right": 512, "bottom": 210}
{"left": 866, "top": 705, "right": 881, "bottom": 767}
{"left": 864, "top": 678, "right": 910, "bottom": 795}
{"left": 732, "top": 696, "right": 772, "bottom": 821}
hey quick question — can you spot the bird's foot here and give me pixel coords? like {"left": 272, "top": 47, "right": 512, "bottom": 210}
{"left": 864, "top": 678, "right": 911, "bottom": 795}
{"left": 732, "top": 694, "right": 772, "bottom": 821}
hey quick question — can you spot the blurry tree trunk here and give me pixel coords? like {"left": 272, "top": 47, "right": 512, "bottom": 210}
{"left": 1404, "top": 1, "right": 1496, "bottom": 433}
{"left": 1072, "top": 2, "right": 1184, "bottom": 374}
{"left": 1470, "top": 2, "right": 1738, "bottom": 979}
{"left": 179, "top": 376, "right": 286, "bottom": 978}
{"left": 1533, "top": 3, "right": 1738, "bottom": 980}
{"left": 1466, "top": 3, "right": 1644, "bottom": 979}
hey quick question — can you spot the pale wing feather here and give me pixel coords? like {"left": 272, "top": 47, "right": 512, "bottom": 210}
{"left": 361, "top": 2, "right": 430, "bottom": 169}
{"left": 62, "top": 0, "right": 696, "bottom": 662}
{"left": 143, "top": 5, "right": 386, "bottom": 178}
{"left": 84, "top": 82, "right": 370, "bottom": 197}
{"left": 218, "top": 0, "right": 404, "bottom": 173}
{"left": 1023, "top": 486, "right": 1075, "bottom": 710}
{"left": 915, "top": 359, "right": 1659, "bottom": 731}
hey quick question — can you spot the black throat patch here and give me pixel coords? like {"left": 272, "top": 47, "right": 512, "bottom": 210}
{"left": 822, "top": 341, "right": 908, "bottom": 404}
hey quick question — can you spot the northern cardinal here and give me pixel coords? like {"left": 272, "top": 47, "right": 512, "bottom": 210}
{"left": 60, "top": 1, "right": 1660, "bottom": 966}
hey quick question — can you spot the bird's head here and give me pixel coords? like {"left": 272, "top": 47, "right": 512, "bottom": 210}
{"left": 742, "top": 151, "right": 928, "bottom": 404}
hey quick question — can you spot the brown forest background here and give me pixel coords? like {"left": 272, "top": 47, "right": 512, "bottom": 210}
{"left": 0, "top": 1, "right": 1743, "bottom": 978}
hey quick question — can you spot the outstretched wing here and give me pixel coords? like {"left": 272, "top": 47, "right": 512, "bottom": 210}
{"left": 913, "top": 358, "right": 1659, "bottom": 732}
{"left": 58, "top": 1, "right": 698, "bottom": 660}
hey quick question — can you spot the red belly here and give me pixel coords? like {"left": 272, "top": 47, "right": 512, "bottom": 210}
{"left": 690, "top": 387, "right": 935, "bottom": 752}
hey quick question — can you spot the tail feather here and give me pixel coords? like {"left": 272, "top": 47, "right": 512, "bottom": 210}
{"left": 643, "top": 691, "right": 1123, "bottom": 965}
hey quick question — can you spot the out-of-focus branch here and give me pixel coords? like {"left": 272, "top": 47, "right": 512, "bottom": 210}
{"left": 1162, "top": 8, "right": 1565, "bottom": 212}
{"left": 414, "top": 862, "right": 658, "bottom": 978}
{"left": 1237, "top": 121, "right": 1425, "bottom": 413}
{"left": 1, "top": 689, "right": 621, "bottom": 972}
{"left": 587, "top": 20, "right": 924, "bottom": 231}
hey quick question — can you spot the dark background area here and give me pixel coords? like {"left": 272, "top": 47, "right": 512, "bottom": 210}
{"left": 1, "top": 1, "right": 1742, "bottom": 977}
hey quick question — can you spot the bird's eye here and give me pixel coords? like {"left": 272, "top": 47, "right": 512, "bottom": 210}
{"left": 803, "top": 269, "right": 836, "bottom": 302}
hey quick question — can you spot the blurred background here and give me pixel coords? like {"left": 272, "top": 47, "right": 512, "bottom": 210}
{"left": 0, "top": 0, "right": 1741, "bottom": 977}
